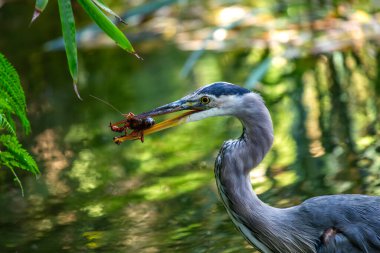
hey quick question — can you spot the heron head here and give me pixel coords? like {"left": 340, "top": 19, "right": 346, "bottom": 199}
{"left": 117, "top": 82, "right": 252, "bottom": 142}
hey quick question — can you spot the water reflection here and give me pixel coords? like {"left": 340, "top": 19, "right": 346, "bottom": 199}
{"left": 32, "top": 129, "right": 71, "bottom": 196}
{"left": 0, "top": 44, "right": 254, "bottom": 252}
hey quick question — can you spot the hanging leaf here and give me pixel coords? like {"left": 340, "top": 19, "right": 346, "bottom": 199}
{"left": 44, "top": 0, "right": 178, "bottom": 52}
{"left": 77, "top": 0, "right": 140, "bottom": 58}
{"left": 91, "top": 0, "right": 127, "bottom": 25}
{"left": 31, "top": 0, "right": 49, "bottom": 24}
{"left": 58, "top": 0, "right": 81, "bottom": 99}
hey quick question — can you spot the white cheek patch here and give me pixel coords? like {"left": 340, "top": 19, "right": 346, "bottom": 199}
{"left": 186, "top": 108, "right": 225, "bottom": 122}
{"left": 185, "top": 95, "right": 242, "bottom": 123}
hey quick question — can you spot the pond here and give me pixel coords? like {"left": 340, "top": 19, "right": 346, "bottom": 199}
{"left": 1, "top": 1, "right": 379, "bottom": 253}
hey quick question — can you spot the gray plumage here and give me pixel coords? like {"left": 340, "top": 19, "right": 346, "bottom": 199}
{"left": 142, "top": 82, "right": 380, "bottom": 253}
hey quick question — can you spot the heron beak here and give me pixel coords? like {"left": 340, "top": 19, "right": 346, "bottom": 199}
{"left": 113, "top": 99, "right": 199, "bottom": 143}
{"left": 139, "top": 100, "right": 198, "bottom": 135}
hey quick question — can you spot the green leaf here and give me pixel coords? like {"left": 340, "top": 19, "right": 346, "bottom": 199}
{"left": 58, "top": 0, "right": 81, "bottom": 99}
{"left": 0, "top": 53, "right": 31, "bottom": 134}
{"left": 0, "top": 55, "right": 25, "bottom": 109}
{"left": 91, "top": 0, "right": 127, "bottom": 25}
{"left": 0, "top": 96, "right": 14, "bottom": 113}
{"left": 0, "top": 113, "right": 16, "bottom": 135}
{"left": 31, "top": 0, "right": 49, "bottom": 24}
{"left": 0, "top": 54, "right": 39, "bottom": 194}
{"left": 0, "top": 135, "right": 39, "bottom": 175}
{"left": 77, "top": 0, "right": 140, "bottom": 58}
{"left": 0, "top": 154, "right": 25, "bottom": 196}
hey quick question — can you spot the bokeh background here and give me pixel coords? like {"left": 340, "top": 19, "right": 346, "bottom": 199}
{"left": 1, "top": 0, "right": 380, "bottom": 252}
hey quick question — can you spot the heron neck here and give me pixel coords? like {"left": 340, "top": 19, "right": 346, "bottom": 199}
{"left": 215, "top": 109, "right": 274, "bottom": 209}
{"left": 213, "top": 95, "right": 317, "bottom": 253}
{"left": 234, "top": 100, "right": 274, "bottom": 174}
{"left": 214, "top": 102, "right": 276, "bottom": 251}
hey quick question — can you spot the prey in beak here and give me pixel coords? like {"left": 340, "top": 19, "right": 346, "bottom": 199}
{"left": 110, "top": 99, "right": 199, "bottom": 144}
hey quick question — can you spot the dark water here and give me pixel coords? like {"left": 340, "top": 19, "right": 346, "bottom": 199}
{"left": 1, "top": 2, "right": 379, "bottom": 253}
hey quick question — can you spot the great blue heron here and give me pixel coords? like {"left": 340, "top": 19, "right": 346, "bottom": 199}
{"left": 114, "top": 82, "right": 380, "bottom": 253}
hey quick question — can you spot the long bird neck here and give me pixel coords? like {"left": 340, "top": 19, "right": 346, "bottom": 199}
{"left": 215, "top": 96, "right": 274, "bottom": 208}
{"left": 214, "top": 96, "right": 316, "bottom": 253}
{"left": 214, "top": 97, "right": 279, "bottom": 252}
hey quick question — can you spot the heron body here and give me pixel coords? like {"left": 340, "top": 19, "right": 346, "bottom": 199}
{"left": 208, "top": 85, "right": 380, "bottom": 252}
{"left": 121, "top": 82, "right": 380, "bottom": 253}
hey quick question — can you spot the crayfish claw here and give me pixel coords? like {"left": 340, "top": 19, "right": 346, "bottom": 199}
{"left": 113, "top": 136, "right": 122, "bottom": 145}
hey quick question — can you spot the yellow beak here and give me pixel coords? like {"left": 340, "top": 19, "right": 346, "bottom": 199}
{"left": 112, "top": 110, "right": 197, "bottom": 144}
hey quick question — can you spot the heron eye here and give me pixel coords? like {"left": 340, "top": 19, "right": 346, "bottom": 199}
{"left": 200, "top": 96, "right": 210, "bottom": 104}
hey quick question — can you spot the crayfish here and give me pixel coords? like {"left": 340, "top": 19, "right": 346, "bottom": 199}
{"left": 110, "top": 112, "right": 155, "bottom": 144}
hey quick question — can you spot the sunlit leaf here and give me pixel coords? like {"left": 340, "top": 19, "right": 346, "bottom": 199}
{"left": 31, "top": 0, "right": 49, "bottom": 24}
{"left": 58, "top": 0, "right": 81, "bottom": 99}
{"left": 77, "top": 0, "right": 140, "bottom": 58}
{"left": 91, "top": 0, "right": 127, "bottom": 25}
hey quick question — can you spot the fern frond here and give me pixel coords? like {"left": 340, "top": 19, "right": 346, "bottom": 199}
{"left": 8, "top": 166, "right": 24, "bottom": 197}
{"left": 0, "top": 96, "right": 13, "bottom": 112}
{"left": 0, "top": 135, "right": 39, "bottom": 175}
{"left": 5, "top": 111, "right": 16, "bottom": 133}
{"left": 0, "top": 152, "right": 25, "bottom": 196}
{"left": 0, "top": 54, "right": 25, "bottom": 107}
{"left": 0, "top": 91, "right": 16, "bottom": 134}
{"left": 0, "top": 53, "right": 30, "bottom": 134}
{"left": 17, "top": 113, "right": 31, "bottom": 135}
{"left": 0, "top": 113, "right": 16, "bottom": 135}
